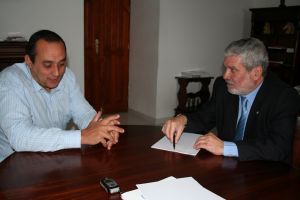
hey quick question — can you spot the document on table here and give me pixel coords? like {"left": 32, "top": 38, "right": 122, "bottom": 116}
{"left": 151, "top": 132, "right": 201, "bottom": 156}
{"left": 121, "top": 176, "right": 225, "bottom": 200}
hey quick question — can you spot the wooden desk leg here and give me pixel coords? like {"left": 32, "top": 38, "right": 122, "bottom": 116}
{"left": 199, "top": 78, "right": 211, "bottom": 105}
{"left": 175, "top": 79, "right": 188, "bottom": 115}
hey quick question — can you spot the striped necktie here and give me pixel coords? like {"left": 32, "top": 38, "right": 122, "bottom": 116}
{"left": 234, "top": 96, "right": 248, "bottom": 141}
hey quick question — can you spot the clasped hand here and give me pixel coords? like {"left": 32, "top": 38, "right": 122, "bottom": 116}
{"left": 81, "top": 111, "right": 124, "bottom": 150}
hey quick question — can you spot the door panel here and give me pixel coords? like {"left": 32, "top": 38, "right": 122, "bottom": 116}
{"left": 84, "top": 0, "right": 129, "bottom": 113}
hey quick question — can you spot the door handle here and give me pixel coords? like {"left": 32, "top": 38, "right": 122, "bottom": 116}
{"left": 95, "top": 38, "right": 99, "bottom": 55}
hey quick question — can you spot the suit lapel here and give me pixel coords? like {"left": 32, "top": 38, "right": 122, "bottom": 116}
{"left": 222, "top": 92, "right": 239, "bottom": 140}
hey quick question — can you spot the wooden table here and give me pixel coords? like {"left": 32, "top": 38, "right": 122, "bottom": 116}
{"left": 0, "top": 125, "right": 300, "bottom": 200}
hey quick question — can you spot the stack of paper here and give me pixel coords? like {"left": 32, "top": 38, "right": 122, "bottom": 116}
{"left": 121, "top": 176, "right": 225, "bottom": 200}
{"left": 151, "top": 132, "right": 201, "bottom": 156}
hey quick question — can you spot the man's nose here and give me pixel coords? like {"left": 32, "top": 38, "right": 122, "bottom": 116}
{"left": 223, "top": 69, "right": 230, "bottom": 80}
{"left": 52, "top": 65, "right": 59, "bottom": 76}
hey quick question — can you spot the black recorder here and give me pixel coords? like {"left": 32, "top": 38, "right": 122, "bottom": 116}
{"left": 100, "top": 178, "right": 120, "bottom": 194}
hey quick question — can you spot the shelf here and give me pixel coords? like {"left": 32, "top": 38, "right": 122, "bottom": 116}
{"left": 0, "top": 41, "right": 27, "bottom": 71}
{"left": 250, "top": 6, "right": 300, "bottom": 86}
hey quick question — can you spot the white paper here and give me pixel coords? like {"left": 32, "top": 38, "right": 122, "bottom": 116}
{"left": 151, "top": 132, "right": 201, "bottom": 156}
{"left": 121, "top": 177, "right": 176, "bottom": 200}
{"left": 121, "top": 189, "right": 145, "bottom": 200}
{"left": 136, "top": 177, "right": 225, "bottom": 200}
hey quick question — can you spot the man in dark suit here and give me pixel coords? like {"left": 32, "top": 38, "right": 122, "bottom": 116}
{"left": 162, "top": 38, "right": 299, "bottom": 162}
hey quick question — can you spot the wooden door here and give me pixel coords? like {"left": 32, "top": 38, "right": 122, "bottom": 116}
{"left": 84, "top": 0, "right": 129, "bottom": 113}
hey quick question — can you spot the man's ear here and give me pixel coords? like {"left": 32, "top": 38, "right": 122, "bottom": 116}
{"left": 251, "top": 66, "right": 263, "bottom": 80}
{"left": 24, "top": 55, "right": 33, "bottom": 68}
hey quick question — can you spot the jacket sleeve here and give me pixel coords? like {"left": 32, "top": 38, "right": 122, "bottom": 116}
{"left": 184, "top": 77, "right": 222, "bottom": 134}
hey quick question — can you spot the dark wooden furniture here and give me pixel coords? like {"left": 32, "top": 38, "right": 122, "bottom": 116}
{"left": 250, "top": 6, "right": 300, "bottom": 86}
{"left": 175, "top": 76, "right": 213, "bottom": 115}
{"left": 1, "top": 125, "right": 300, "bottom": 200}
{"left": 293, "top": 117, "right": 300, "bottom": 168}
{"left": 0, "top": 41, "right": 27, "bottom": 72}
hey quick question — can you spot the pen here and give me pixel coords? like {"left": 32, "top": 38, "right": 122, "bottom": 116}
{"left": 173, "top": 131, "right": 176, "bottom": 150}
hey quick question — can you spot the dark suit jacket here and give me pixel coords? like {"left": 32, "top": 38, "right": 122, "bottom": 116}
{"left": 185, "top": 73, "right": 299, "bottom": 163}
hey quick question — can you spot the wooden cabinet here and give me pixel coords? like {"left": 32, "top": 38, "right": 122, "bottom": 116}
{"left": 293, "top": 118, "right": 300, "bottom": 168}
{"left": 0, "top": 41, "right": 27, "bottom": 72}
{"left": 250, "top": 6, "right": 300, "bottom": 86}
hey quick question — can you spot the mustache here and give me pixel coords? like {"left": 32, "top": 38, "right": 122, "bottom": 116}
{"left": 225, "top": 80, "right": 234, "bottom": 85}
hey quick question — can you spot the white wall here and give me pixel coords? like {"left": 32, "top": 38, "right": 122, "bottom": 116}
{"left": 1, "top": 0, "right": 299, "bottom": 121}
{"left": 129, "top": 0, "right": 159, "bottom": 118}
{"left": 129, "top": 0, "right": 254, "bottom": 120}
{"left": 155, "top": 0, "right": 253, "bottom": 119}
{"left": 130, "top": 0, "right": 300, "bottom": 121}
{"left": 0, "top": 0, "right": 84, "bottom": 91}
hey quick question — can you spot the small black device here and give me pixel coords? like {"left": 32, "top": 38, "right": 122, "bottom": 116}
{"left": 100, "top": 177, "right": 120, "bottom": 194}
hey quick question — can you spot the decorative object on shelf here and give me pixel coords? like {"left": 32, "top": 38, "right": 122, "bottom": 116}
{"left": 282, "top": 22, "right": 295, "bottom": 35}
{"left": 5, "top": 32, "right": 26, "bottom": 42}
{"left": 279, "top": 0, "right": 286, "bottom": 7}
{"left": 263, "top": 22, "right": 271, "bottom": 34}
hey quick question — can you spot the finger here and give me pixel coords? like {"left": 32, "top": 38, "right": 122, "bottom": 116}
{"left": 99, "top": 129, "right": 114, "bottom": 142}
{"left": 165, "top": 121, "right": 173, "bottom": 140}
{"left": 170, "top": 121, "right": 180, "bottom": 142}
{"left": 99, "top": 118, "right": 121, "bottom": 126}
{"left": 193, "top": 136, "right": 206, "bottom": 149}
{"left": 102, "top": 114, "right": 120, "bottom": 123}
{"left": 105, "top": 125, "right": 124, "bottom": 135}
{"left": 92, "top": 111, "right": 102, "bottom": 122}
{"left": 108, "top": 131, "right": 118, "bottom": 144}
{"left": 161, "top": 121, "right": 168, "bottom": 133}
{"left": 108, "top": 119, "right": 121, "bottom": 126}
{"left": 99, "top": 138, "right": 108, "bottom": 148}
{"left": 107, "top": 140, "right": 113, "bottom": 150}
{"left": 175, "top": 128, "right": 184, "bottom": 143}
{"left": 111, "top": 131, "right": 120, "bottom": 143}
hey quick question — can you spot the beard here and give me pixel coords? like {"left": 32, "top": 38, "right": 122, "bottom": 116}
{"left": 225, "top": 80, "right": 246, "bottom": 96}
{"left": 227, "top": 88, "right": 240, "bottom": 95}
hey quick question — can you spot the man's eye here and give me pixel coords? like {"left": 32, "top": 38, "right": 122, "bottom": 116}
{"left": 44, "top": 63, "right": 52, "bottom": 68}
{"left": 59, "top": 62, "right": 66, "bottom": 67}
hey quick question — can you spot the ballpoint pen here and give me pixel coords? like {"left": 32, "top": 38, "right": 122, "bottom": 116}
{"left": 173, "top": 131, "right": 176, "bottom": 150}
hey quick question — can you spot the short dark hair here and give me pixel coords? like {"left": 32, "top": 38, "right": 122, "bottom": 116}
{"left": 26, "top": 30, "right": 66, "bottom": 63}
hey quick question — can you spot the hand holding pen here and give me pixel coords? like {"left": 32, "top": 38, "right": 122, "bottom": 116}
{"left": 161, "top": 114, "right": 187, "bottom": 149}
